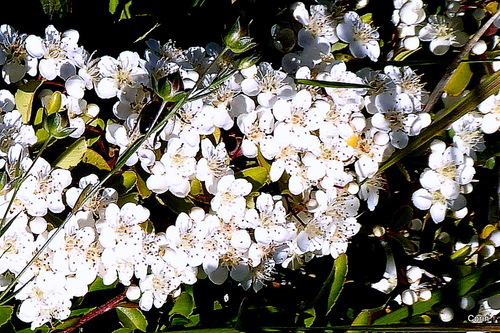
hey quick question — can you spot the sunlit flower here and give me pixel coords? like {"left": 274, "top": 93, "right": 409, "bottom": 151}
{"left": 337, "top": 11, "right": 380, "bottom": 62}
{"left": 418, "top": 15, "right": 468, "bottom": 55}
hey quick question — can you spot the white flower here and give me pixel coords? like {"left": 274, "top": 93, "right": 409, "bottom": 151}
{"left": 337, "top": 11, "right": 380, "bottom": 62}
{"left": 146, "top": 137, "right": 198, "bottom": 197}
{"left": 25, "top": 25, "right": 82, "bottom": 80}
{"left": 210, "top": 175, "right": 252, "bottom": 223}
{"left": 240, "top": 62, "right": 296, "bottom": 108}
{"left": 16, "top": 274, "right": 72, "bottom": 330}
{"left": 245, "top": 193, "right": 293, "bottom": 245}
{"left": 418, "top": 15, "right": 469, "bottom": 55}
{"left": 292, "top": 2, "right": 340, "bottom": 47}
{"left": 17, "top": 157, "right": 72, "bottom": 216}
{"left": 97, "top": 203, "right": 149, "bottom": 285}
{"left": 478, "top": 92, "right": 500, "bottom": 134}
{"left": 450, "top": 112, "right": 485, "bottom": 158}
{"left": 95, "top": 51, "right": 149, "bottom": 99}
{"left": 237, "top": 106, "right": 275, "bottom": 158}
{"left": 420, "top": 140, "right": 475, "bottom": 199}
{"left": 0, "top": 24, "right": 37, "bottom": 83}
{"left": 0, "top": 213, "right": 36, "bottom": 275}
{"left": 65, "top": 173, "right": 118, "bottom": 218}
{"left": 196, "top": 138, "right": 233, "bottom": 194}
{"left": 0, "top": 109, "right": 37, "bottom": 167}
{"left": 316, "top": 62, "right": 366, "bottom": 111}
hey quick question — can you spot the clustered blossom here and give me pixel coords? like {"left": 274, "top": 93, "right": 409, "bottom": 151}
{"left": 0, "top": 0, "right": 496, "bottom": 328}
{"left": 392, "top": 0, "right": 426, "bottom": 51}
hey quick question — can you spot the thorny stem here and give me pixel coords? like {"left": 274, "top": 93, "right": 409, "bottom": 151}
{"left": 58, "top": 291, "right": 127, "bottom": 333}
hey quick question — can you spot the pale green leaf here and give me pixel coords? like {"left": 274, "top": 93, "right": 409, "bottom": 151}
{"left": 88, "top": 277, "right": 117, "bottom": 292}
{"left": 236, "top": 166, "right": 269, "bottom": 191}
{"left": 53, "top": 137, "right": 87, "bottom": 169}
{"left": 14, "top": 80, "right": 43, "bottom": 124}
{"left": 82, "top": 148, "right": 111, "bottom": 171}
{"left": 112, "top": 328, "right": 133, "bottom": 333}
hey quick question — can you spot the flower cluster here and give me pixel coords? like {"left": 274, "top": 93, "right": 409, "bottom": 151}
{"left": 0, "top": 0, "right": 498, "bottom": 329}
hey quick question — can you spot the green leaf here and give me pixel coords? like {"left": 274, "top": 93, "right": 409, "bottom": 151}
{"left": 302, "top": 308, "right": 316, "bottom": 328}
{"left": 347, "top": 309, "right": 371, "bottom": 333}
{"left": 16, "top": 325, "right": 50, "bottom": 333}
{"left": 14, "top": 79, "right": 44, "bottom": 124}
{"left": 373, "top": 293, "right": 441, "bottom": 325}
{"left": 326, "top": 253, "right": 348, "bottom": 315}
{"left": 53, "top": 137, "right": 88, "bottom": 169}
{"left": 391, "top": 205, "right": 414, "bottom": 231}
{"left": 451, "top": 245, "right": 472, "bottom": 263}
{"left": 40, "top": 0, "right": 70, "bottom": 18}
{"left": 169, "top": 291, "right": 195, "bottom": 318}
{"left": 443, "top": 61, "right": 473, "bottom": 97}
{"left": 0, "top": 306, "right": 13, "bottom": 327}
{"left": 88, "top": 277, "right": 117, "bottom": 292}
{"left": 82, "top": 148, "right": 111, "bottom": 171}
{"left": 236, "top": 166, "right": 269, "bottom": 191}
{"left": 109, "top": 0, "right": 119, "bottom": 14}
{"left": 116, "top": 307, "right": 148, "bottom": 332}
{"left": 295, "top": 79, "right": 371, "bottom": 89}
{"left": 112, "top": 328, "right": 133, "bottom": 333}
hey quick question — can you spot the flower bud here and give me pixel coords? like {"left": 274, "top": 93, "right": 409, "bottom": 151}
{"left": 238, "top": 54, "right": 261, "bottom": 70}
{"left": 224, "top": 18, "right": 257, "bottom": 54}
{"left": 46, "top": 91, "right": 62, "bottom": 115}
{"left": 153, "top": 71, "right": 185, "bottom": 103}
{"left": 43, "top": 111, "right": 75, "bottom": 139}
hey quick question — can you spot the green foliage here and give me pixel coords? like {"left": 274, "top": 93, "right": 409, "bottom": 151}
{"left": 116, "top": 307, "right": 148, "bottom": 332}
{"left": 53, "top": 137, "right": 87, "bottom": 169}
{"left": 0, "top": 306, "right": 13, "bottom": 327}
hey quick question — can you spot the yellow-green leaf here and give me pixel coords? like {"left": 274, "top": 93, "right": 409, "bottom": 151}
{"left": 443, "top": 62, "right": 473, "bottom": 96}
{"left": 14, "top": 80, "right": 44, "bottom": 124}
{"left": 347, "top": 309, "right": 371, "bottom": 333}
{"left": 53, "top": 137, "right": 87, "bottom": 169}
{"left": 82, "top": 148, "right": 111, "bottom": 171}
{"left": 236, "top": 166, "right": 269, "bottom": 191}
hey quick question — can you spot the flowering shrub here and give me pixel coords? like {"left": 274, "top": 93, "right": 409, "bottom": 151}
{"left": 1, "top": 0, "right": 500, "bottom": 331}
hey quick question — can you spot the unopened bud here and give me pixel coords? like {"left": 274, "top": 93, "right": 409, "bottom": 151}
{"left": 224, "top": 18, "right": 257, "bottom": 54}
{"left": 46, "top": 91, "right": 62, "bottom": 115}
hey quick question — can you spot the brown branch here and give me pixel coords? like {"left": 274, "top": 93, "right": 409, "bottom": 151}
{"left": 58, "top": 291, "right": 127, "bottom": 333}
